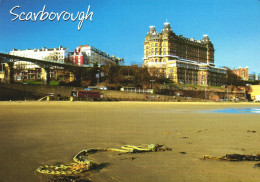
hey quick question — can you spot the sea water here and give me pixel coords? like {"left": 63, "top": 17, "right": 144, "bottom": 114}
{"left": 211, "top": 107, "right": 260, "bottom": 114}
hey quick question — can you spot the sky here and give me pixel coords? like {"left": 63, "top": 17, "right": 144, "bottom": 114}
{"left": 0, "top": 0, "right": 260, "bottom": 73}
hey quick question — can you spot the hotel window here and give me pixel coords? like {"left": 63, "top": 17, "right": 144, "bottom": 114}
{"left": 163, "top": 59, "right": 166, "bottom": 62}
{"left": 155, "top": 59, "right": 157, "bottom": 62}
{"left": 151, "top": 59, "right": 154, "bottom": 62}
{"left": 163, "top": 43, "right": 166, "bottom": 47}
{"left": 163, "top": 52, "right": 166, "bottom": 55}
{"left": 155, "top": 43, "right": 158, "bottom": 47}
{"left": 155, "top": 48, "right": 157, "bottom": 51}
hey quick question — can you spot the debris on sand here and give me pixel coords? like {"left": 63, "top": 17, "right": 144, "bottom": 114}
{"left": 202, "top": 153, "right": 260, "bottom": 169}
{"left": 181, "top": 137, "right": 189, "bottom": 139}
{"left": 253, "top": 163, "right": 260, "bottom": 168}
{"left": 202, "top": 154, "right": 260, "bottom": 161}
{"left": 247, "top": 130, "right": 256, "bottom": 133}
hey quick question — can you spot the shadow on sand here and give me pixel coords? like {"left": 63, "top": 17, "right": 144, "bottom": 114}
{"left": 49, "top": 162, "right": 110, "bottom": 182}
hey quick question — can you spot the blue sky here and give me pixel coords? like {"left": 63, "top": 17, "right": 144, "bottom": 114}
{"left": 0, "top": 0, "right": 260, "bottom": 73}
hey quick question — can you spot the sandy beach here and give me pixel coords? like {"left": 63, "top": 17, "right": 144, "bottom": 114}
{"left": 0, "top": 101, "right": 260, "bottom": 182}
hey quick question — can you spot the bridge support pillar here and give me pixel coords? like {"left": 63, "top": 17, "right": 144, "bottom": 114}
{"left": 7, "top": 62, "right": 14, "bottom": 83}
{"left": 42, "top": 67, "right": 50, "bottom": 85}
{"left": 69, "top": 72, "right": 75, "bottom": 82}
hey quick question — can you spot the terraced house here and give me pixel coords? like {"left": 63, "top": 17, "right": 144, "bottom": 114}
{"left": 143, "top": 22, "right": 226, "bottom": 86}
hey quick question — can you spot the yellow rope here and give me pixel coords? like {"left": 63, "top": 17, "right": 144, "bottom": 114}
{"left": 36, "top": 144, "right": 163, "bottom": 176}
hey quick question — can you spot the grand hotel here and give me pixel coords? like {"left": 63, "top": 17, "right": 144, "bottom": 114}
{"left": 143, "top": 22, "right": 227, "bottom": 86}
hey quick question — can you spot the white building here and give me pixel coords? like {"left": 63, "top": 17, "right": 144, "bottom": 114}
{"left": 71, "top": 45, "right": 123, "bottom": 66}
{"left": 8, "top": 46, "right": 69, "bottom": 81}
{"left": 9, "top": 46, "right": 69, "bottom": 69}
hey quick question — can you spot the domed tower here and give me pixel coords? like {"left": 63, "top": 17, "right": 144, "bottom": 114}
{"left": 143, "top": 25, "right": 165, "bottom": 77}
{"left": 161, "top": 22, "right": 176, "bottom": 59}
{"left": 162, "top": 22, "right": 174, "bottom": 35}
{"left": 147, "top": 26, "right": 158, "bottom": 35}
{"left": 203, "top": 34, "right": 215, "bottom": 65}
{"left": 144, "top": 25, "right": 161, "bottom": 63}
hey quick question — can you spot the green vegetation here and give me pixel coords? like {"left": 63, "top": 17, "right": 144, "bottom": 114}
{"left": 19, "top": 80, "right": 60, "bottom": 85}
{"left": 81, "top": 64, "right": 154, "bottom": 89}
{"left": 102, "top": 65, "right": 173, "bottom": 88}
{"left": 49, "top": 81, "right": 60, "bottom": 86}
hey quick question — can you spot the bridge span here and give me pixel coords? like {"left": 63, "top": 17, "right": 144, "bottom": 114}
{"left": 0, "top": 52, "right": 87, "bottom": 85}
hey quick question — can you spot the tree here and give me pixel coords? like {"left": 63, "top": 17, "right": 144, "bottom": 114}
{"left": 134, "top": 67, "right": 152, "bottom": 87}
{"left": 107, "top": 64, "right": 121, "bottom": 84}
{"left": 82, "top": 63, "right": 100, "bottom": 85}
{"left": 225, "top": 67, "right": 246, "bottom": 86}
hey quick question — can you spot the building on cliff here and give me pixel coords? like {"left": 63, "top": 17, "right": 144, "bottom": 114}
{"left": 143, "top": 22, "right": 226, "bottom": 86}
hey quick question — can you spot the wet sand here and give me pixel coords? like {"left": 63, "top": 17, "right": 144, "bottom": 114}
{"left": 0, "top": 101, "right": 260, "bottom": 182}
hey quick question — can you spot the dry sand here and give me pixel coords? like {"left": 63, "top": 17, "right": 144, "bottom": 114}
{"left": 0, "top": 101, "right": 260, "bottom": 182}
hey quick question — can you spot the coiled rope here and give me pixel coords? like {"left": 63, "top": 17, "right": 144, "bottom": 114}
{"left": 36, "top": 144, "right": 165, "bottom": 176}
